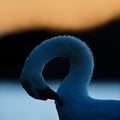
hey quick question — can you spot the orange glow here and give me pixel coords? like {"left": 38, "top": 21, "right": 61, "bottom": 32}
{"left": 0, "top": 0, "right": 120, "bottom": 34}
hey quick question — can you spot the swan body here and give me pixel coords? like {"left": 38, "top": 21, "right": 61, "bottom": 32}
{"left": 20, "top": 35, "right": 120, "bottom": 120}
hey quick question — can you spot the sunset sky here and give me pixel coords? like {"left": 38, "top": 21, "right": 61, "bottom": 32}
{"left": 0, "top": 0, "right": 120, "bottom": 34}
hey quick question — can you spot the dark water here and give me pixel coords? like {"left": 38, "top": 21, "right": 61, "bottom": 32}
{"left": 0, "top": 79, "right": 120, "bottom": 120}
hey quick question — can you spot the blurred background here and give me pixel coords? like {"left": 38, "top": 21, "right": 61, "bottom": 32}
{"left": 0, "top": 0, "right": 120, "bottom": 120}
{"left": 0, "top": 18, "right": 120, "bottom": 81}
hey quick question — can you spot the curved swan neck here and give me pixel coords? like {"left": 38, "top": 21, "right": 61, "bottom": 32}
{"left": 57, "top": 39, "right": 94, "bottom": 96}
{"left": 22, "top": 36, "right": 94, "bottom": 98}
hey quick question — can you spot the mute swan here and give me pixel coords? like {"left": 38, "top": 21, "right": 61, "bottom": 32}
{"left": 20, "top": 36, "right": 120, "bottom": 120}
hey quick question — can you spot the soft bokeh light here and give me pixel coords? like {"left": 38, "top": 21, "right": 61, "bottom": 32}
{"left": 0, "top": 0, "right": 120, "bottom": 34}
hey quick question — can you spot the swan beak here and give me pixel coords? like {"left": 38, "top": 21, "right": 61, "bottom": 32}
{"left": 37, "top": 87, "right": 60, "bottom": 101}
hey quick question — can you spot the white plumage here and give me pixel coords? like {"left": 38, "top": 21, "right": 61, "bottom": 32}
{"left": 20, "top": 35, "right": 120, "bottom": 120}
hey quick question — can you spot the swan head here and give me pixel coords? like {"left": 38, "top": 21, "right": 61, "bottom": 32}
{"left": 20, "top": 68, "right": 60, "bottom": 101}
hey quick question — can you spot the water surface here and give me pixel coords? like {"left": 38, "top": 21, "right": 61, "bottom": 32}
{"left": 0, "top": 79, "right": 120, "bottom": 120}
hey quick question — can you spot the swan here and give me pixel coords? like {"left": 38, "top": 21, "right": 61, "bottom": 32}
{"left": 20, "top": 35, "right": 120, "bottom": 120}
